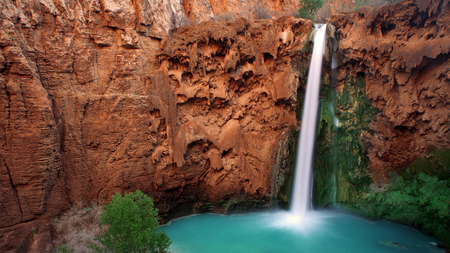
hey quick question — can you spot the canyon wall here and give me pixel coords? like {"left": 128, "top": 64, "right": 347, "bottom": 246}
{"left": 182, "top": 0, "right": 299, "bottom": 23}
{"left": 332, "top": 0, "right": 450, "bottom": 182}
{"left": 1, "top": 0, "right": 449, "bottom": 251}
{"left": 313, "top": 0, "right": 450, "bottom": 245}
{"left": 0, "top": 0, "right": 311, "bottom": 251}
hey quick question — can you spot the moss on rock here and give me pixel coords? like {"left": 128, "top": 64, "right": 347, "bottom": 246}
{"left": 313, "top": 68, "right": 450, "bottom": 246}
{"left": 313, "top": 75, "right": 378, "bottom": 207}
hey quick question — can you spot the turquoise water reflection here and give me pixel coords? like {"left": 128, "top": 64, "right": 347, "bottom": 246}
{"left": 163, "top": 211, "right": 443, "bottom": 253}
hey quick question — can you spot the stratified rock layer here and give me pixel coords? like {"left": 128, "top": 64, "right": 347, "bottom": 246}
{"left": 0, "top": 0, "right": 311, "bottom": 250}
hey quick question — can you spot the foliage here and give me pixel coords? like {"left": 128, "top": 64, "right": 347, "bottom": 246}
{"left": 354, "top": 172, "right": 450, "bottom": 246}
{"left": 94, "top": 190, "right": 171, "bottom": 253}
{"left": 333, "top": 149, "right": 450, "bottom": 246}
{"left": 297, "top": 0, "right": 324, "bottom": 21}
{"left": 54, "top": 244, "right": 74, "bottom": 253}
{"left": 405, "top": 148, "right": 450, "bottom": 181}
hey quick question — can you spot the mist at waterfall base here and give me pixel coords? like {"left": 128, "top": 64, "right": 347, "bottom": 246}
{"left": 162, "top": 25, "right": 444, "bottom": 252}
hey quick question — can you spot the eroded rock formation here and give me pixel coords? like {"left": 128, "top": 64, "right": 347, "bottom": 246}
{"left": 0, "top": 0, "right": 311, "bottom": 250}
{"left": 2, "top": 0, "right": 449, "bottom": 250}
{"left": 310, "top": 0, "right": 450, "bottom": 245}
{"left": 331, "top": 0, "right": 450, "bottom": 183}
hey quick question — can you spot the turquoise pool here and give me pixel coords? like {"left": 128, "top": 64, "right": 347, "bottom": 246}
{"left": 162, "top": 210, "right": 444, "bottom": 253}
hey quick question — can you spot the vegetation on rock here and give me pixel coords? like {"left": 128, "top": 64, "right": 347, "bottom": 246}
{"left": 53, "top": 244, "right": 74, "bottom": 253}
{"left": 353, "top": 171, "right": 450, "bottom": 246}
{"left": 313, "top": 70, "right": 450, "bottom": 246}
{"left": 346, "top": 149, "right": 450, "bottom": 246}
{"left": 313, "top": 75, "right": 378, "bottom": 207}
{"left": 297, "top": 0, "right": 324, "bottom": 20}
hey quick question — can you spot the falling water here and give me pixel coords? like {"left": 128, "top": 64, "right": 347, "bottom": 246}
{"left": 290, "top": 24, "right": 327, "bottom": 217}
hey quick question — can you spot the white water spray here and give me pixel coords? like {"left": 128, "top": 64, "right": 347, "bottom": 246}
{"left": 290, "top": 24, "right": 327, "bottom": 217}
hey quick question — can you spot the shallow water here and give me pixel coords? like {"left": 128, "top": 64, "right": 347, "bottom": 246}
{"left": 162, "top": 210, "right": 444, "bottom": 253}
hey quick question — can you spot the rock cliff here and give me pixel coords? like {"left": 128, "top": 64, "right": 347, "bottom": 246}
{"left": 182, "top": 0, "right": 299, "bottom": 23}
{"left": 0, "top": 0, "right": 310, "bottom": 250}
{"left": 1, "top": 0, "right": 450, "bottom": 251}
{"left": 312, "top": 0, "right": 450, "bottom": 245}
{"left": 331, "top": 0, "right": 450, "bottom": 183}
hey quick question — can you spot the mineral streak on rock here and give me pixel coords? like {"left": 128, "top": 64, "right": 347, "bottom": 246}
{"left": 0, "top": 0, "right": 311, "bottom": 250}
{"left": 331, "top": 0, "right": 450, "bottom": 183}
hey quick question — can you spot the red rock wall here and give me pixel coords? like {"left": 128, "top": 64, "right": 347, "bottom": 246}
{"left": 331, "top": 0, "right": 450, "bottom": 183}
{"left": 4, "top": 0, "right": 449, "bottom": 250}
{"left": 183, "top": 0, "right": 299, "bottom": 23}
{"left": 0, "top": 0, "right": 311, "bottom": 250}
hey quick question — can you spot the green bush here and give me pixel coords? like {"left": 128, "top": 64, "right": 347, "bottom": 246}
{"left": 53, "top": 244, "right": 74, "bottom": 253}
{"left": 297, "top": 0, "right": 324, "bottom": 20}
{"left": 93, "top": 190, "right": 171, "bottom": 253}
{"left": 354, "top": 172, "right": 450, "bottom": 246}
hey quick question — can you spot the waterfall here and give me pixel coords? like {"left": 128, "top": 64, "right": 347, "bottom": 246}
{"left": 290, "top": 24, "right": 327, "bottom": 217}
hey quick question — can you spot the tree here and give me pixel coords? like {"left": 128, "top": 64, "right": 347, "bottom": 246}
{"left": 297, "top": 0, "right": 324, "bottom": 21}
{"left": 93, "top": 190, "right": 171, "bottom": 253}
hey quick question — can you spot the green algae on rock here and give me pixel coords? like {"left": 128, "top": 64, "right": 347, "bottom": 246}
{"left": 312, "top": 64, "right": 450, "bottom": 245}
{"left": 313, "top": 75, "right": 378, "bottom": 207}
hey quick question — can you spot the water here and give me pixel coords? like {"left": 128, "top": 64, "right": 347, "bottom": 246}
{"left": 291, "top": 24, "right": 327, "bottom": 216}
{"left": 163, "top": 211, "right": 444, "bottom": 253}
{"left": 162, "top": 24, "right": 445, "bottom": 253}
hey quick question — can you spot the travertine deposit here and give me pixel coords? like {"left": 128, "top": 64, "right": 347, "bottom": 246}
{"left": 0, "top": 0, "right": 310, "bottom": 250}
{"left": 331, "top": 0, "right": 450, "bottom": 183}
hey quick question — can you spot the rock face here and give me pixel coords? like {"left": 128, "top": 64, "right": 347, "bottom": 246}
{"left": 311, "top": 0, "right": 450, "bottom": 245}
{"left": 0, "top": 0, "right": 311, "bottom": 250}
{"left": 182, "top": 0, "right": 299, "bottom": 23}
{"left": 331, "top": 0, "right": 450, "bottom": 183}
{"left": 2, "top": 0, "right": 449, "bottom": 250}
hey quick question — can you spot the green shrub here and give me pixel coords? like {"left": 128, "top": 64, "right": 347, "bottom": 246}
{"left": 53, "top": 244, "right": 74, "bottom": 253}
{"left": 297, "top": 0, "right": 324, "bottom": 20}
{"left": 93, "top": 190, "right": 171, "bottom": 253}
{"left": 354, "top": 172, "right": 450, "bottom": 246}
